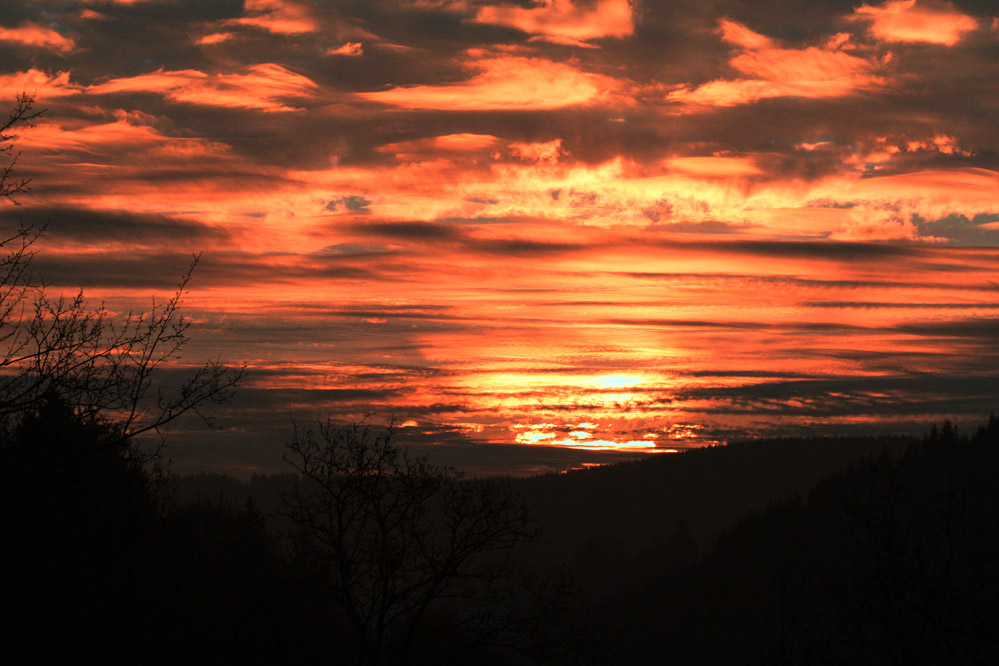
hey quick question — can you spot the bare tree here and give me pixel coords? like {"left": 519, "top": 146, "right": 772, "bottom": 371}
{"left": 281, "top": 420, "right": 549, "bottom": 665}
{"left": 1, "top": 92, "right": 43, "bottom": 205}
{"left": 0, "top": 93, "right": 243, "bottom": 461}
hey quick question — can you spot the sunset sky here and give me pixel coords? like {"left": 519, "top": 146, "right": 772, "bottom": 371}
{"left": 1, "top": 0, "right": 997, "bottom": 475}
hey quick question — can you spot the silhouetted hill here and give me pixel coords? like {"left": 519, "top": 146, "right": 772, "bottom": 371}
{"left": 592, "top": 415, "right": 999, "bottom": 665}
{"left": 155, "top": 417, "right": 999, "bottom": 664}
{"left": 170, "top": 434, "right": 916, "bottom": 592}
{"left": 511, "top": 434, "right": 913, "bottom": 592}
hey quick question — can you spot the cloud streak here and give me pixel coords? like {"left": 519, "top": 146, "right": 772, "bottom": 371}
{"left": 89, "top": 64, "right": 319, "bottom": 111}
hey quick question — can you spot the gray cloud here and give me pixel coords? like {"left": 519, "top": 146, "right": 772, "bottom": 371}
{"left": 0, "top": 206, "right": 230, "bottom": 244}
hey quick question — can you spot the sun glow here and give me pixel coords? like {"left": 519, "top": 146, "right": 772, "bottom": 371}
{"left": 512, "top": 422, "right": 671, "bottom": 452}
{"left": 589, "top": 374, "right": 646, "bottom": 389}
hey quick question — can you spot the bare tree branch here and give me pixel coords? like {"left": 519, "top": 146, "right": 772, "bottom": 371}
{"left": 1, "top": 92, "right": 44, "bottom": 205}
{"left": 281, "top": 420, "right": 544, "bottom": 665}
{"left": 0, "top": 94, "right": 244, "bottom": 467}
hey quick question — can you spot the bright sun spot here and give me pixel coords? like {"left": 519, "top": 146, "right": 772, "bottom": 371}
{"left": 589, "top": 374, "right": 646, "bottom": 389}
{"left": 511, "top": 421, "right": 670, "bottom": 453}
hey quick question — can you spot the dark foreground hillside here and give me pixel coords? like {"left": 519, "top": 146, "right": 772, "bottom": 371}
{"left": 592, "top": 416, "right": 999, "bottom": 665}
{"left": 5, "top": 404, "right": 998, "bottom": 664}
{"left": 511, "top": 433, "right": 914, "bottom": 595}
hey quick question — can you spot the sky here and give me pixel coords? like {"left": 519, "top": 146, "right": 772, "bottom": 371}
{"left": 1, "top": 0, "right": 997, "bottom": 476}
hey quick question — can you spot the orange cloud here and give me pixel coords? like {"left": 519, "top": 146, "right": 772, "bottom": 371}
{"left": 326, "top": 42, "right": 363, "bottom": 56}
{"left": 666, "top": 156, "right": 762, "bottom": 178}
{"left": 852, "top": 0, "right": 978, "bottom": 45}
{"left": 668, "top": 20, "right": 881, "bottom": 108}
{"left": 357, "top": 55, "right": 620, "bottom": 110}
{"left": 510, "top": 139, "right": 563, "bottom": 163}
{"left": 376, "top": 133, "right": 502, "bottom": 162}
{"left": 19, "top": 119, "right": 169, "bottom": 153}
{"left": 763, "top": 167, "right": 999, "bottom": 240}
{"left": 472, "top": 0, "right": 634, "bottom": 46}
{"left": 904, "top": 135, "right": 969, "bottom": 156}
{"left": 9, "top": 111, "right": 259, "bottom": 221}
{"left": 227, "top": 0, "right": 317, "bottom": 35}
{"left": 718, "top": 19, "right": 774, "bottom": 50}
{"left": 18, "top": 113, "right": 231, "bottom": 158}
{"left": 196, "top": 32, "right": 233, "bottom": 45}
{"left": 432, "top": 133, "right": 501, "bottom": 151}
{"left": 728, "top": 36, "right": 873, "bottom": 88}
{"left": 0, "top": 69, "right": 79, "bottom": 98}
{"left": 839, "top": 168, "right": 999, "bottom": 216}
{"left": 0, "top": 22, "right": 75, "bottom": 52}
{"left": 88, "top": 64, "right": 318, "bottom": 111}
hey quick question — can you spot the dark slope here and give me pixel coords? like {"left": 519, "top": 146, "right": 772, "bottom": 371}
{"left": 512, "top": 434, "right": 913, "bottom": 591}
{"left": 595, "top": 416, "right": 999, "bottom": 666}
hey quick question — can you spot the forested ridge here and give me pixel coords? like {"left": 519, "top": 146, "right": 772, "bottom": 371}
{"left": 21, "top": 411, "right": 986, "bottom": 665}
